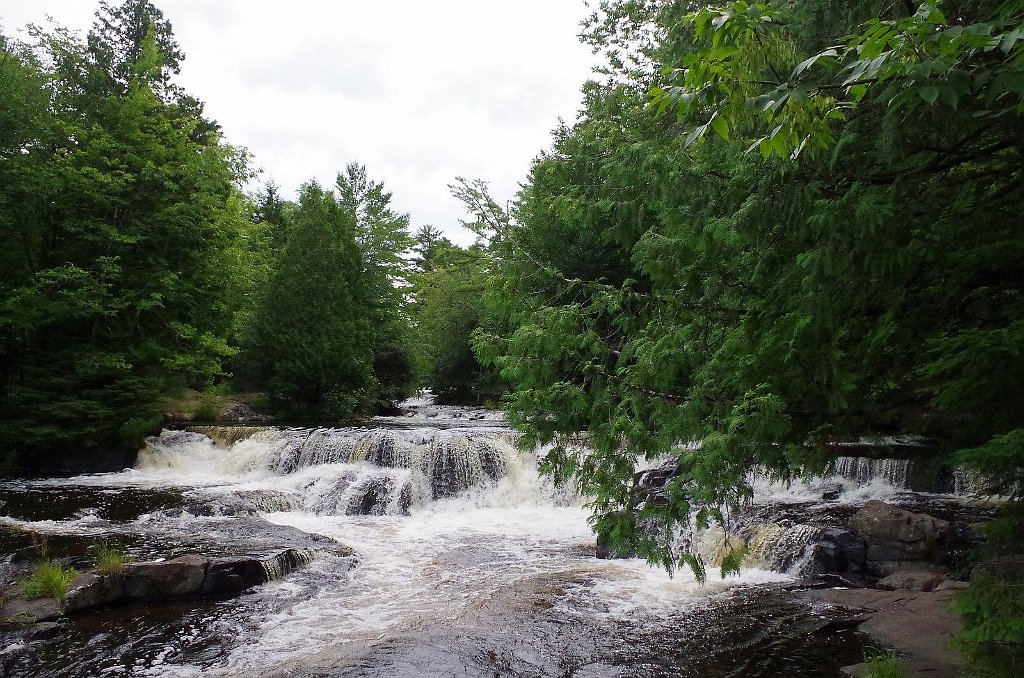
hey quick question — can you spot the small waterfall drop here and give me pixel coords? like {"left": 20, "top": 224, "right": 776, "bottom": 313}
{"left": 139, "top": 424, "right": 524, "bottom": 516}
{"left": 831, "top": 456, "right": 910, "bottom": 488}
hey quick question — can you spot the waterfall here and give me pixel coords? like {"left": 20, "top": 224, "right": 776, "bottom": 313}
{"left": 140, "top": 425, "right": 523, "bottom": 516}
{"left": 831, "top": 456, "right": 910, "bottom": 488}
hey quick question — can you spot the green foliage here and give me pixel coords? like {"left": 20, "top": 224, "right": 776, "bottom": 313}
{"left": 118, "top": 414, "right": 162, "bottom": 446}
{"left": 1, "top": 2, "right": 253, "bottom": 466}
{"left": 336, "top": 163, "right": 417, "bottom": 408}
{"left": 19, "top": 560, "right": 78, "bottom": 602}
{"left": 955, "top": 560, "right": 1024, "bottom": 676}
{"left": 91, "top": 541, "right": 133, "bottom": 575}
{"left": 956, "top": 569, "right": 1024, "bottom": 645}
{"left": 238, "top": 181, "right": 375, "bottom": 419}
{"left": 653, "top": 1, "right": 1024, "bottom": 160}
{"left": 411, "top": 236, "right": 501, "bottom": 402}
{"left": 864, "top": 650, "right": 905, "bottom": 678}
{"left": 954, "top": 430, "right": 1024, "bottom": 500}
{"left": 480, "top": 0, "right": 1024, "bottom": 580}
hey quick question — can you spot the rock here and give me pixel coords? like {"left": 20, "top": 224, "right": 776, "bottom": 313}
{"left": 63, "top": 572, "right": 124, "bottom": 613}
{"left": 869, "top": 560, "right": 904, "bottom": 578}
{"left": 825, "top": 528, "right": 867, "bottom": 573}
{"left": 839, "top": 663, "right": 869, "bottom": 678}
{"left": 121, "top": 554, "right": 209, "bottom": 599}
{"left": 935, "top": 579, "right": 969, "bottom": 591}
{"left": 818, "top": 482, "right": 845, "bottom": 502}
{"left": 849, "top": 501, "right": 950, "bottom": 574}
{"left": 0, "top": 597, "right": 61, "bottom": 624}
{"left": 877, "top": 569, "right": 946, "bottom": 592}
{"left": 800, "top": 541, "right": 840, "bottom": 576}
{"left": 808, "top": 615, "right": 870, "bottom": 635}
{"left": 202, "top": 549, "right": 319, "bottom": 596}
{"left": 24, "top": 621, "right": 63, "bottom": 639}
{"left": 596, "top": 531, "right": 626, "bottom": 560}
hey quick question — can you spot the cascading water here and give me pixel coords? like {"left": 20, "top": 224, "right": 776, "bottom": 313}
{"left": 3, "top": 407, "right": 971, "bottom": 677}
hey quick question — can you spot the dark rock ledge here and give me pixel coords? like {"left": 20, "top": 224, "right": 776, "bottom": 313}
{"left": 0, "top": 545, "right": 351, "bottom": 628}
{"left": 1, "top": 514, "right": 358, "bottom": 630}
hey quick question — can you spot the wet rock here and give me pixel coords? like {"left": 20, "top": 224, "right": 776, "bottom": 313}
{"left": 849, "top": 500, "right": 949, "bottom": 560}
{"left": 839, "top": 663, "right": 869, "bottom": 678}
{"left": 808, "top": 615, "right": 870, "bottom": 635}
{"left": 877, "top": 569, "right": 946, "bottom": 592}
{"left": 596, "top": 531, "right": 626, "bottom": 560}
{"left": 200, "top": 549, "right": 314, "bottom": 596}
{"left": 24, "top": 621, "right": 62, "bottom": 639}
{"left": 121, "top": 554, "right": 209, "bottom": 599}
{"left": 64, "top": 572, "right": 124, "bottom": 613}
{"left": 829, "top": 529, "right": 867, "bottom": 572}
{"left": 0, "top": 596, "right": 61, "bottom": 624}
{"left": 202, "top": 556, "right": 270, "bottom": 596}
{"left": 820, "top": 483, "right": 844, "bottom": 502}
{"left": 848, "top": 501, "right": 956, "bottom": 577}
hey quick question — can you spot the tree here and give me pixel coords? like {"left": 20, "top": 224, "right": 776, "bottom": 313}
{"left": 335, "top": 162, "right": 416, "bottom": 407}
{"left": 412, "top": 239, "right": 499, "bottom": 402}
{"left": 0, "top": 2, "right": 251, "bottom": 465}
{"left": 240, "top": 182, "right": 375, "bottom": 417}
{"left": 478, "top": 0, "right": 1024, "bottom": 580}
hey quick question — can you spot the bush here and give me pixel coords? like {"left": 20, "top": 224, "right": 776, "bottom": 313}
{"left": 956, "top": 558, "right": 1024, "bottom": 677}
{"left": 19, "top": 560, "right": 78, "bottom": 602}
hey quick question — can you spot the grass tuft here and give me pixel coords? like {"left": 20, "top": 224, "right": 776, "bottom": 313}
{"left": 18, "top": 560, "right": 78, "bottom": 602}
{"left": 864, "top": 649, "right": 905, "bottom": 678}
{"left": 91, "top": 541, "right": 133, "bottom": 575}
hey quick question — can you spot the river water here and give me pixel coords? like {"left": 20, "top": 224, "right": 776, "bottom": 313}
{"left": 1, "top": 405, "right": 951, "bottom": 676}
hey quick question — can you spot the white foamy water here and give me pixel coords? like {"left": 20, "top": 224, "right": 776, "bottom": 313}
{"left": 55, "top": 427, "right": 787, "bottom": 677}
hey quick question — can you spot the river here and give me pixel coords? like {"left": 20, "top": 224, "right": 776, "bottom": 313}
{"left": 1, "top": 403, "right": 968, "bottom": 676}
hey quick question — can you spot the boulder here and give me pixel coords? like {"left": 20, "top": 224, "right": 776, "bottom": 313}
{"left": 0, "top": 597, "right": 61, "bottom": 624}
{"left": 63, "top": 572, "right": 124, "bottom": 613}
{"left": 121, "top": 554, "right": 209, "bottom": 599}
{"left": 877, "top": 569, "right": 946, "bottom": 592}
{"left": 839, "top": 663, "right": 869, "bottom": 678}
{"left": 935, "top": 579, "right": 970, "bottom": 591}
{"left": 202, "top": 548, "right": 321, "bottom": 596}
{"left": 848, "top": 501, "right": 949, "bottom": 571}
{"left": 24, "top": 621, "right": 63, "bottom": 640}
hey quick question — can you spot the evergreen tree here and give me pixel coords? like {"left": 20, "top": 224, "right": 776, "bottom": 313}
{"left": 241, "top": 182, "right": 375, "bottom": 418}
{"left": 335, "top": 162, "right": 416, "bottom": 407}
{"left": 0, "top": 3, "right": 250, "bottom": 466}
{"left": 480, "top": 0, "right": 1024, "bottom": 581}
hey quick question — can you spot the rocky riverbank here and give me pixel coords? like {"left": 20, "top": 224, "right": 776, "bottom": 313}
{"left": 809, "top": 586, "right": 963, "bottom": 677}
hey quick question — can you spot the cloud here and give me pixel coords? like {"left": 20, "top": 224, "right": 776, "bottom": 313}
{"left": 240, "top": 37, "right": 391, "bottom": 101}
{"left": 2, "top": 0, "right": 599, "bottom": 246}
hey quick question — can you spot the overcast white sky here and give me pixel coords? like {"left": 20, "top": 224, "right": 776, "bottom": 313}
{"left": 1, "top": 1, "right": 599, "bottom": 244}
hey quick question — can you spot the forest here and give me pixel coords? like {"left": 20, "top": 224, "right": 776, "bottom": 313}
{"left": 0, "top": 0, "right": 502, "bottom": 466}
{"left": 1, "top": 0, "right": 1022, "bottom": 671}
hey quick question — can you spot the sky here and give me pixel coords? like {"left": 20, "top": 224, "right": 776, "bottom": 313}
{"left": 0, "top": 0, "right": 600, "bottom": 244}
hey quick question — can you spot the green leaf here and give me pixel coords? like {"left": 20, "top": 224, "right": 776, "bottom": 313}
{"left": 709, "top": 114, "right": 730, "bottom": 141}
{"left": 918, "top": 85, "right": 940, "bottom": 104}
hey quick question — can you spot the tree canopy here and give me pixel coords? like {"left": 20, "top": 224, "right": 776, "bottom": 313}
{"left": 476, "top": 0, "right": 1024, "bottom": 574}
{"left": 0, "top": 0, "right": 251, "bottom": 462}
